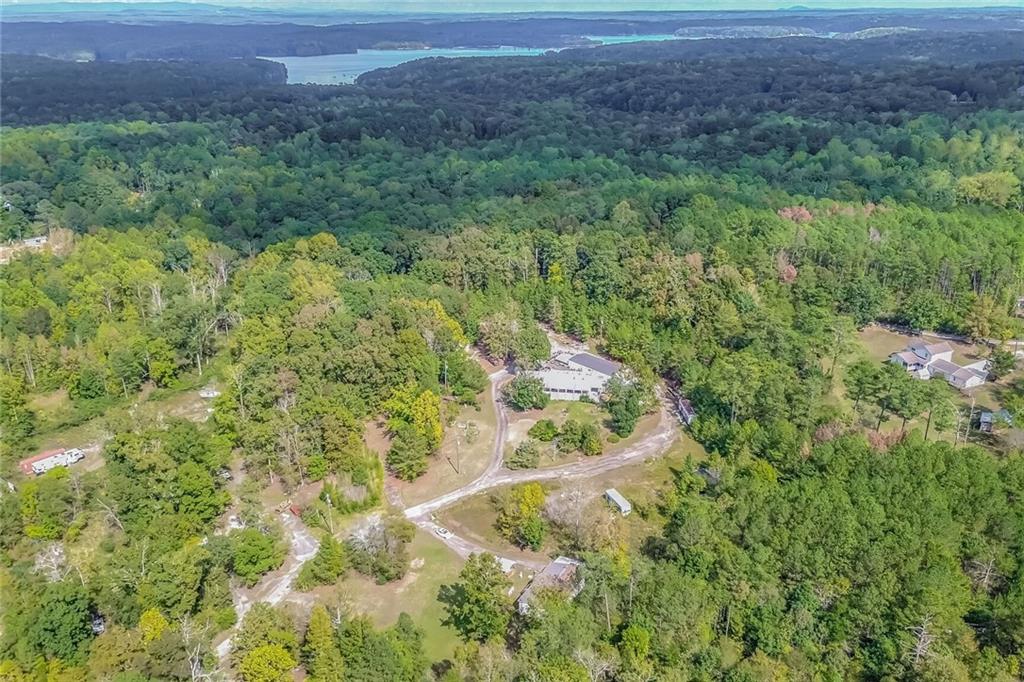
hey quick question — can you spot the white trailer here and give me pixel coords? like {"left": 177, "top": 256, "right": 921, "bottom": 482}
{"left": 30, "top": 448, "right": 85, "bottom": 475}
{"left": 604, "top": 488, "right": 632, "bottom": 516}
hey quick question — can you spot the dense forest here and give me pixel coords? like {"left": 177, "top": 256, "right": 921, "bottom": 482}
{"left": 1, "top": 24, "right": 1023, "bottom": 682}
{"left": 2, "top": 7, "right": 1020, "bottom": 60}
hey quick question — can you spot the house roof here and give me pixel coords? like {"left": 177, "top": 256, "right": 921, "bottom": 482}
{"left": 951, "top": 366, "right": 986, "bottom": 383}
{"left": 535, "top": 556, "right": 582, "bottom": 587}
{"left": 892, "top": 350, "right": 924, "bottom": 366}
{"left": 929, "top": 358, "right": 962, "bottom": 375}
{"left": 569, "top": 352, "right": 620, "bottom": 377}
{"left": 909, "top": 340, "right": 953, "bottom": 357}
{"left": 533, "top": 368, "right": 606, "bottom": 392}
{"left": 516, "top": 556, "right": 583, "bottom": 611}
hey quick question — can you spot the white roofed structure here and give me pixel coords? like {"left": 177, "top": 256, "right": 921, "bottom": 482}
{"left": 604, "top": 488, "right": 632, "bottom": 516}
{"left": 528, "top": 350, "right": 622, "bottom": 401}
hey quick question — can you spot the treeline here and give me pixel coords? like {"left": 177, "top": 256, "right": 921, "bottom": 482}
{"left": 2, "top": 12, "right": 1020, "bottom": 61}
{"left": 0, "top": 55, "right": 286, "bottom": 126}
{"left": 435, "top": 436, "right": 1024, "bottom": 681}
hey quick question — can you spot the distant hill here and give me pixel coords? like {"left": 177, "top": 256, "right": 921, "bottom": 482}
{"left": 0, "top": 8, "right": 1020, "bottom": 60}
{"left": 0, "top": 55, "right": 286, "bottom": 125}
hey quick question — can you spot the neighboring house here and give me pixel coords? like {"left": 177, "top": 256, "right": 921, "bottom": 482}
{"left": 980, "top": 409, "right": 1013, "bottom": 434}
{"left": 516, "top": 556, "right": 585, "bottom": 615}
{"left": 528, "top": 351, "right": 621, "bottom": 401}
{"left": 890, "top": 339, "right": 988, "bottom": 390}
{"left": 604, "top": 488, "right": 632, "bottom": 516}
{"left": 19, "top": 448, "right": 86, "bottom": 476}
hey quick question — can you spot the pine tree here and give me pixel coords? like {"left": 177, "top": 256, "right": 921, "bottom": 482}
{"left": 303, "top": 606, "right": 343, "bottom": 682}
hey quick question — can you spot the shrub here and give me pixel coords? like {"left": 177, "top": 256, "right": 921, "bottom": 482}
{"left": 231, "top": 528, "right": 286, "bottom": 587}
{"left": 506, "top": 439, "right": 540, "bottom": 470}
{"left": 528, "top": 419, "right": 558, "bottom": 441}
{"left": 295, "top": 536, "right": 347, "bottom": 590}
{"left": 345, "top": 515, "right": 415, "bottom": 584}
{"left": 503, "top": 376, "right": 550, "bottom": 411}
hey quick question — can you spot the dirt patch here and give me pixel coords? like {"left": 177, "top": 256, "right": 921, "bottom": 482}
{"left": 505, "top": 418, "right": 537, "bottom": 445}
{"left": 473, "top": 350, "right": 504, "bottom": 374}
{"left": 394, "top": 396, "right": 498, "bottom": 507}
{"left": 28, "top": 388, "right": 69, "bottom": 413}
{"left": 364, "top": 418, "right": 393, "bottom": 455}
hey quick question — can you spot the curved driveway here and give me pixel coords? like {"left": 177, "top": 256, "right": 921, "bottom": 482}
{"left": 405, "top": 369, "right": 679, "bottom": 562}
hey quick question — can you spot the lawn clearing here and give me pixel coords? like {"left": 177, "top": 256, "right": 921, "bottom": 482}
{"left": 396, "top": 394, "right": 498, "bottom": 507}
{"left": 342, "top": 529, "right": 464, "bottom": 661}
{"left": 844, "top": 326, "right": 1018, "bottom": 445}
{"left": 23, "top": 383, "right": 214, "bottom": 467}
{"left": 437, "top": 491, "right": 553, "bottom": 563}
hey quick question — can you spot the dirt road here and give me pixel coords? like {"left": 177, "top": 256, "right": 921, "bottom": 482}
{"left": 215, "top": 512, "right": 319, "bottom": 662}
{"left": 405, "top": 360, "right": 680, "bottom": 562}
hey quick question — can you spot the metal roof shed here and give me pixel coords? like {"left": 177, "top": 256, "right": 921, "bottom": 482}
{"left": 604, "top": 488, "right": 632, "bottom": 516}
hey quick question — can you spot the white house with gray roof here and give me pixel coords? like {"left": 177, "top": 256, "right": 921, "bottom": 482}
{"left": 890, "top": 339, "right": 988, "bottom": 390}
{"left": 529, "top": 351, "right": 621, "bottom": 401}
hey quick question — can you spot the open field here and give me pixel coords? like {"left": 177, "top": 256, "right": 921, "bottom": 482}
{"left": 438, "top": 432, "right": 706, "bottom": 557}
{"left": 341, "top": 530, "right": 464, "bottom": 660}
{"left": 395, "top": 394, "right": 498, "bottom": 506}
{"left": 505, "top": 399, "right": 662, "bottom": 468}
{"left": 436, "top": 491, "right": 552, "bottom": 564}
{"left": 856, "top": 325, "right": 987, "bottom": 365}
{"left": 21, "top": 382, "right": 217, "bottom": 473}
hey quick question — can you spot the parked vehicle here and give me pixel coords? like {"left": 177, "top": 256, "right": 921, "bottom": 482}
{"left": 19, "top": 448, "right": 86, "bottom": 476}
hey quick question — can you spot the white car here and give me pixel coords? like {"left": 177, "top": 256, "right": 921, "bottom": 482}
{"left": 434, "top": 527, "right": 453, "bottom": 539}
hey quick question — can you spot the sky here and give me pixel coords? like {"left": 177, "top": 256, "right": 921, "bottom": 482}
{"left": 5, "top": 0, "right": 1023, "bottom": 9}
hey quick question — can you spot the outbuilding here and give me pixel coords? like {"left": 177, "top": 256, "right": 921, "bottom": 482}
{"left": 604, "top": 488, "right": 632, "bottom": 516}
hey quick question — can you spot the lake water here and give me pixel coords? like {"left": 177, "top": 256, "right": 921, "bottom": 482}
{"left": 266, "top": 34, "right": 680, "bottom": 85}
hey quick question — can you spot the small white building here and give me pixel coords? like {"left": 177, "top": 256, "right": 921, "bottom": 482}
{"left": 890, "top": 339, "right": 988, "bottom": 390}
{"left": 529, "top": 351, "right": 621, "bottom": 401}
{"left": 604, "top": 488, "right": 632, "bottom": 516}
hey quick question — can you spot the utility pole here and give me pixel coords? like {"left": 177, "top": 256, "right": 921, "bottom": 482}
{"left": 967, "top": 393, "right": 977, "bottom": 442}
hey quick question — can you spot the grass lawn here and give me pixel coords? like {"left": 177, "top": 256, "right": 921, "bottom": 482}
{"left": 437, "top": 491, "right": 552, "bottom": 563}
{"left": 857, "top": 325, "right": 987, "bottom": 365}
{"left": 440, "top": 433, "right": 707, "bottom": 558}
{"left": 341, "top": 529, "right": 464, "bottom": 661}
{"left": 18, "top": 382, "right": 219, "bottom": 479}
{"left": 505, "top": 399, "right": 653, "bottom": 468}
{"left": 580, "top": 436, "right": 708, "bottom": 548}
{"left": 844, "top": 326, "right": 1020, "bottom": 446}
{"left": 397, "top": 394, "right": 498, "bottom": 507}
